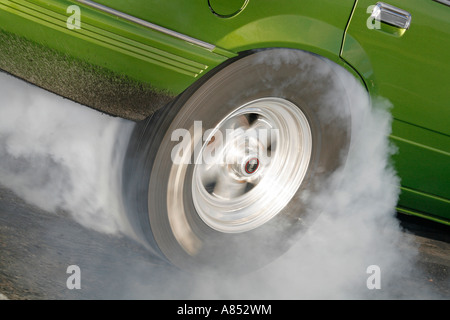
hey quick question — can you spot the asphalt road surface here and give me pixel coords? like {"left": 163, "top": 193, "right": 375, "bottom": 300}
{"left": 0, "top": 184, "right": 448, "bottom": 300}
{"left": 0, "top": 186, "right": 179, "bottom": 300}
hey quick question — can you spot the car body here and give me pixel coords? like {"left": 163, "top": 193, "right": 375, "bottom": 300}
{"left": 0, "top": 0, "right": 448, "bottom": 228}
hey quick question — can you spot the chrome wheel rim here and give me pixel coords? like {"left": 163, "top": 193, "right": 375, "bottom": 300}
{"left": 192, "top": 97, "right": 312, "bottom": 233}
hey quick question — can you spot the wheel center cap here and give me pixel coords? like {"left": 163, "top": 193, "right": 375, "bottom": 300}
{"left": 244, "top": 157, "right": 259, "bottom": 175}
{"left": 229, "top": 153, "right": 261, "bottom": 180}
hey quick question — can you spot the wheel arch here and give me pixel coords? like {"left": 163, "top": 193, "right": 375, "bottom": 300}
{"left": 203, "top": 12, "right": 371, "bottom": 95}
{"left": 214, "top": 14, "right": 344, "bottom": 63}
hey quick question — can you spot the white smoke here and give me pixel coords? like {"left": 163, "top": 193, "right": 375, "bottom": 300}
{"left": 188, "top": 93, "right": 410, "bottom": 299}
{"left": 0, "top": 71, "right": 134, "bottom": 236}
{"left": 0, "top": 59, "right": 440, "bottom": 299}
{"left": 117, "top": 54, "right": 433, "bottom": 299}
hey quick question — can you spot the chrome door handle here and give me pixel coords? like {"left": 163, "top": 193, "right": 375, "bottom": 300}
{"left": 434, "top": 0, "right": 450, "bottom": 7}
{"left": 371, "top": 2, "right": 412, "bottom": 29}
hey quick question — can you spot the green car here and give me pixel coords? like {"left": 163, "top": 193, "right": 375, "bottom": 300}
{"left": 1, "top": 0, "right": 449, "bottom": 270}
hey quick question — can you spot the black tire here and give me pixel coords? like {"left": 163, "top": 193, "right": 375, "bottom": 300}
{"left": 123, "top": 49, "right": 352, "bottom": 273}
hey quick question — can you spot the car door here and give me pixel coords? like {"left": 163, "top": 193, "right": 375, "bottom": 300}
{"left": 342, "top": 0, "right": 450, "bottom": 222}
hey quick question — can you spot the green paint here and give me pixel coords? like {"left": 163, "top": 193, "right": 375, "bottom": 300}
{"left": 0, "top": 0, "right": 448, "bottom": 224}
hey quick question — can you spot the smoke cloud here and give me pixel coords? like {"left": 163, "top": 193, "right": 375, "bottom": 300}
{"left": 0, "top": 56, "right": 442, "bottom": 299}
{"left": 0, "top": 71, "right": 134, "bottom": 236}
{"left": 117, "top": 55, "right": 431, "bottom": 299}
